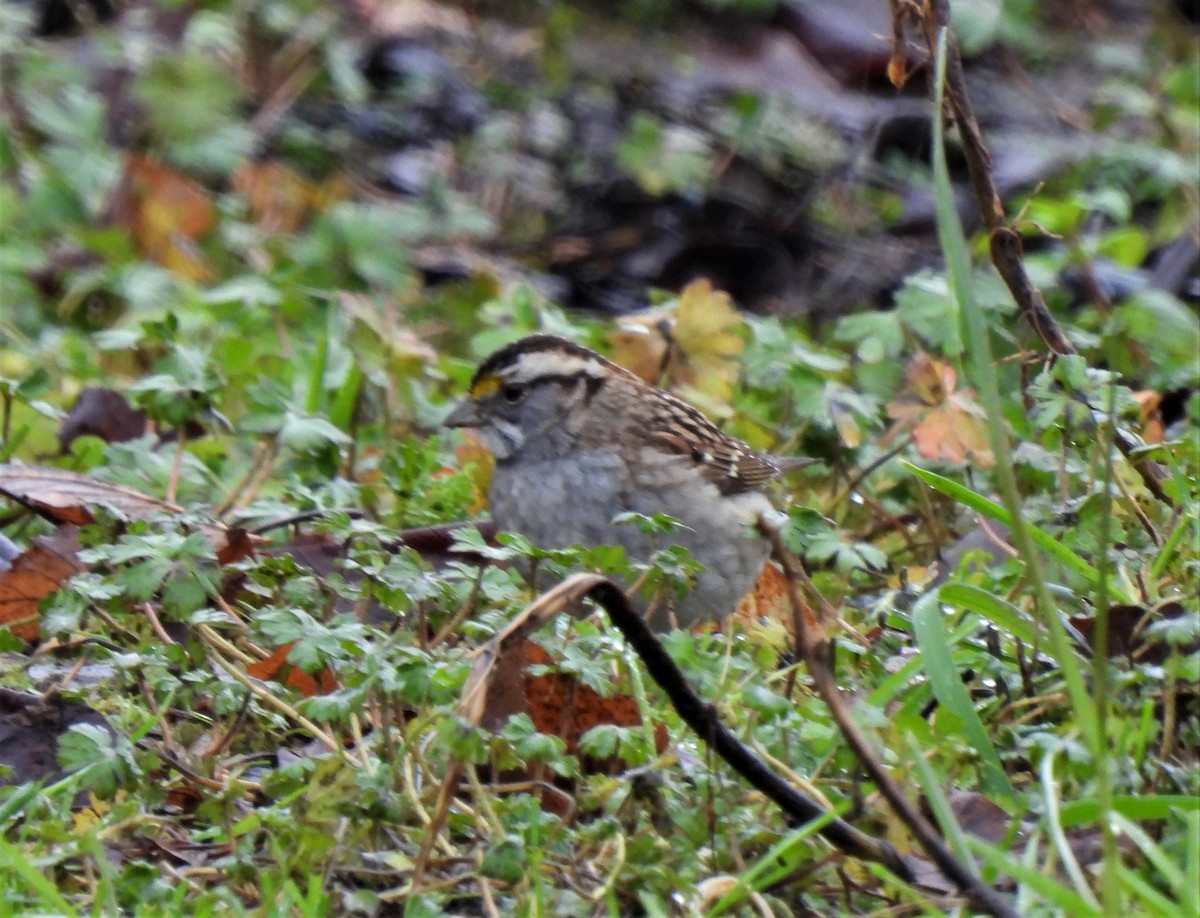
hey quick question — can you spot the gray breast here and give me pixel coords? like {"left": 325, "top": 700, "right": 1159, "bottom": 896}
{"left": 489, "top": 450, "right": 772, "bottom": 628}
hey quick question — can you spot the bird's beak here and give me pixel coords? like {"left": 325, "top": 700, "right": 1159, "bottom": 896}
{"left": 444, "top": 398, "right": 483, "bottom": 429}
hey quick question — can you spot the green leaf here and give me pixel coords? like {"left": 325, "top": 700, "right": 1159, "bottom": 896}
{"left": 905, "top": 462, "right": 1136, "bottom": 601}
{"left": 278, "top": 412, "right": 352, "bottom": 452}
{"left": 480, "top": 836, "right": 526, "bottom": 884}
{"left": 912, "top": 590, "right": 1016, "bottom": 802}
{"left": 0, "top": 836, "right": 78, "bottom": 915}
{"left": 1057, "top": 794, "right": 1200, "bottom": 827}
{"left": 834, "top": 311, "right": 906, "bottom": 363}
{"left": 938, "top": 582, "right": 1038, "bottom": 645}
{"left": 904, "top": 732, "right": 975, "bottom": 865}
{"left": 56, "top": 724, "right": 135, "bottom": 796}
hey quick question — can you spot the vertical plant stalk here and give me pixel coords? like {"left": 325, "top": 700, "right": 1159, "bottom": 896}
{"left": 1091, "top": 382, "right": 1121, "bottom": 913}
{"left": 911, "top": 0, "right": 1173, "bottom": 507}
{"left": 929, "top": 29, "right": 1098, "bottom": 750}
{"left": 758, "top": 524, "right": 1022, "bottom": 918}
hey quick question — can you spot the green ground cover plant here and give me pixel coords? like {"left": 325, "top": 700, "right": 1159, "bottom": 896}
{"left": 0, "top": 1, "right": 1196, "bottom": 915}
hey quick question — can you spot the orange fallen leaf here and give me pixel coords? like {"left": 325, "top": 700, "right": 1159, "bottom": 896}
{"left": 0, "top": 528, "right": 83, "bottom": 640}
{"left": 523, "top": 642, "right": 663, "bottom": 758}
{"left": 886, "top": 353, "right": 993, "bottom": 466}
{"left": 246, "top": 642, "right": 337, "bottom": 697}
{"left": 232, "top": 160, "right": 351, "bottom": 234}
{"left": 1134, "top": 390, "right": 1164, "bottom": 445}
{"left": 609, "top": 322, "right": 670, "bottom": 385}
{"left": 478, "top": 636, "right": 666, "bottom": 772}
{"left": 114, "top": 155, "right": 215, "bottom": 282}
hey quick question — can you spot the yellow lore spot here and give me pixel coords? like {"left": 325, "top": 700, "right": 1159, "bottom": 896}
{"left": 470, "top": 374, "right": 502, "bottom": 399}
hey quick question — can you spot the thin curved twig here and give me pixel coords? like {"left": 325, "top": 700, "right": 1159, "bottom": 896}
{"left": 758, "top": 522, "right": 1022, "bottom": 918}
{"left": 558, "top": 574, "right": 914, "bottom": 880}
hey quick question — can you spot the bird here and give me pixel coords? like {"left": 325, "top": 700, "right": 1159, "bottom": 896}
{"left": 444, "top": 333, "right": 797, "bottom": 629}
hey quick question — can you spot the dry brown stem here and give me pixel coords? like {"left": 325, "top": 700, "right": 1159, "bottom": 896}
{"left": 758, "top": 522, "right": 1022, "bottom": 918}
{"left": 905, "top": 1, "right": 1173, "bottom": 506}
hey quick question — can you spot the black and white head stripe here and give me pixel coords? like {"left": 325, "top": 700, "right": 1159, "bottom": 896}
{"left": 469, "top": 335, "right": 631, "bottom": 397}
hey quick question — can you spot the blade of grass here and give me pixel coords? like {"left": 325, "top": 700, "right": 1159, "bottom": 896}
{"left": 708, "top": 809, "right": 839, "bottom": 915}
{"left": 1039, "top": 749, "right": 1100, "bottom": 908}
{"left": 938, "top": 582, "right": 1038, "bottom": 645}
{"left": 1151, "top": 509, "right": 1197, "bottom": 581}
{"left": 967, "top": 836, "right": 1103, "bottom": 917}
{"left": 0, "top": 835, "right": 79, "bottom": 914}
{"left": 866, "top": 613, "right": 978, "bottom": 708}
{"left": 903, "top": 732, "right": 973, "bottom": 864}
{"left": 1186, "top": 811, "right": 1200, "bottom": 917}
{"left": 328, "top": 361, "right": 362, "bottom": 432}
{"left": 0, "top": 779, "right": 44, "bottom": 827}
{"left": 903, "top": 463, "right": 1122, "bottom": 594}
{"left": 306, "top": 329, "right": 329, "bottom": 415}
{"left": 930, "top": 29, "right": 1097, "bottom": 750}
{"left": 1110, "top": 812, "right": 1189, "bottom": 902}
{"left": 1116, "top": 865, "right": 1187, "bottom": 918}
{"left": 1091, "top": 380, "right": 1120, "bottom": 916}
{"left": 1058, "top": 794, "right": 1200, "bottom": 826}
{"left": 912, "top": 590, "right": 1016, "bottom": 802}
{"left": 1016, "top": 826, "right": 1044, "bottom": 916}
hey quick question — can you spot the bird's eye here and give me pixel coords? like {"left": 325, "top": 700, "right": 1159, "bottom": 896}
{"left": 501, "top": 383, "right": 526, "bottom": 403}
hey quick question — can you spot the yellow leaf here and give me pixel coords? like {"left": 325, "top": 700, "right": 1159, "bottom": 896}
{"left": 671, "top": 279, "right": 745, "bottom": 401}
{"left": 71, "top": 792, "right": 114, "bottom": 832}
{"left": 608, "top": 280, "right": 746, "bottom": 407}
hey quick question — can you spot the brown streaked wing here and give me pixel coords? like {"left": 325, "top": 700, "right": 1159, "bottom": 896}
{"left": 642, "top": 394, "right": 782, "bottom": 495}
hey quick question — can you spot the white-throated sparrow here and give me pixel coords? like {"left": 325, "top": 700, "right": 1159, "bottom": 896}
{"left": 445, "top": 334, "right": 795, "bottom": 629}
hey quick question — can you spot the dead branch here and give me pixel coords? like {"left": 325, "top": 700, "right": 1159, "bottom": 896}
{"left": 547, "top": 574, "right": 916, "bottom": 880}
{"left": 904, "top": 1, "right": 1173, "bottom": 506}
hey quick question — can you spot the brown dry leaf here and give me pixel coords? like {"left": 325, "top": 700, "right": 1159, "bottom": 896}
{"left": 1069, "top": 601, "right": 1193, "bottom": 665}
{"left": 232, "top": 160, "right": 317, "bottom": 234}
{"left": 246, "top": 643, "right": 337, "bottom": 697}
{"left": 117, "top": 155, "right": 215, "bottom": 282}
{"left": 215, "top": 528, "right": 256, "bottom": 565}
{"left": 0, "top": 527, "right": 83, "bottom": 640}
{"left": 610, "top": 315, "right": 671, "bottom": 384}
{"left": 1134, "top": 389, "right": 1164, "bottom": 444}
{"left": 524, "top": 642, "right": 655, "bottom": 757}
{"left": 57, "top": 388, "right": 149, "bottom": 453}
{"left": 0, "top": 464, "right": 182, "bottom": 526}
{"left": 948, "top": 790, "right": 1017, "bottom": 845}
{"left": 232, "top": 161, "right": 351, "bottom": 234}
{"left": 887, "top": 353, "right": 993, "bottom": 466}
{"left": 487, "top": 640, "right": 669, "bottom": 774}
{"left": 0, "top": 464, "right": 257, "bottom": 560}
{"left": 467, "top": 575, "right": 666, "bottom": 770}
